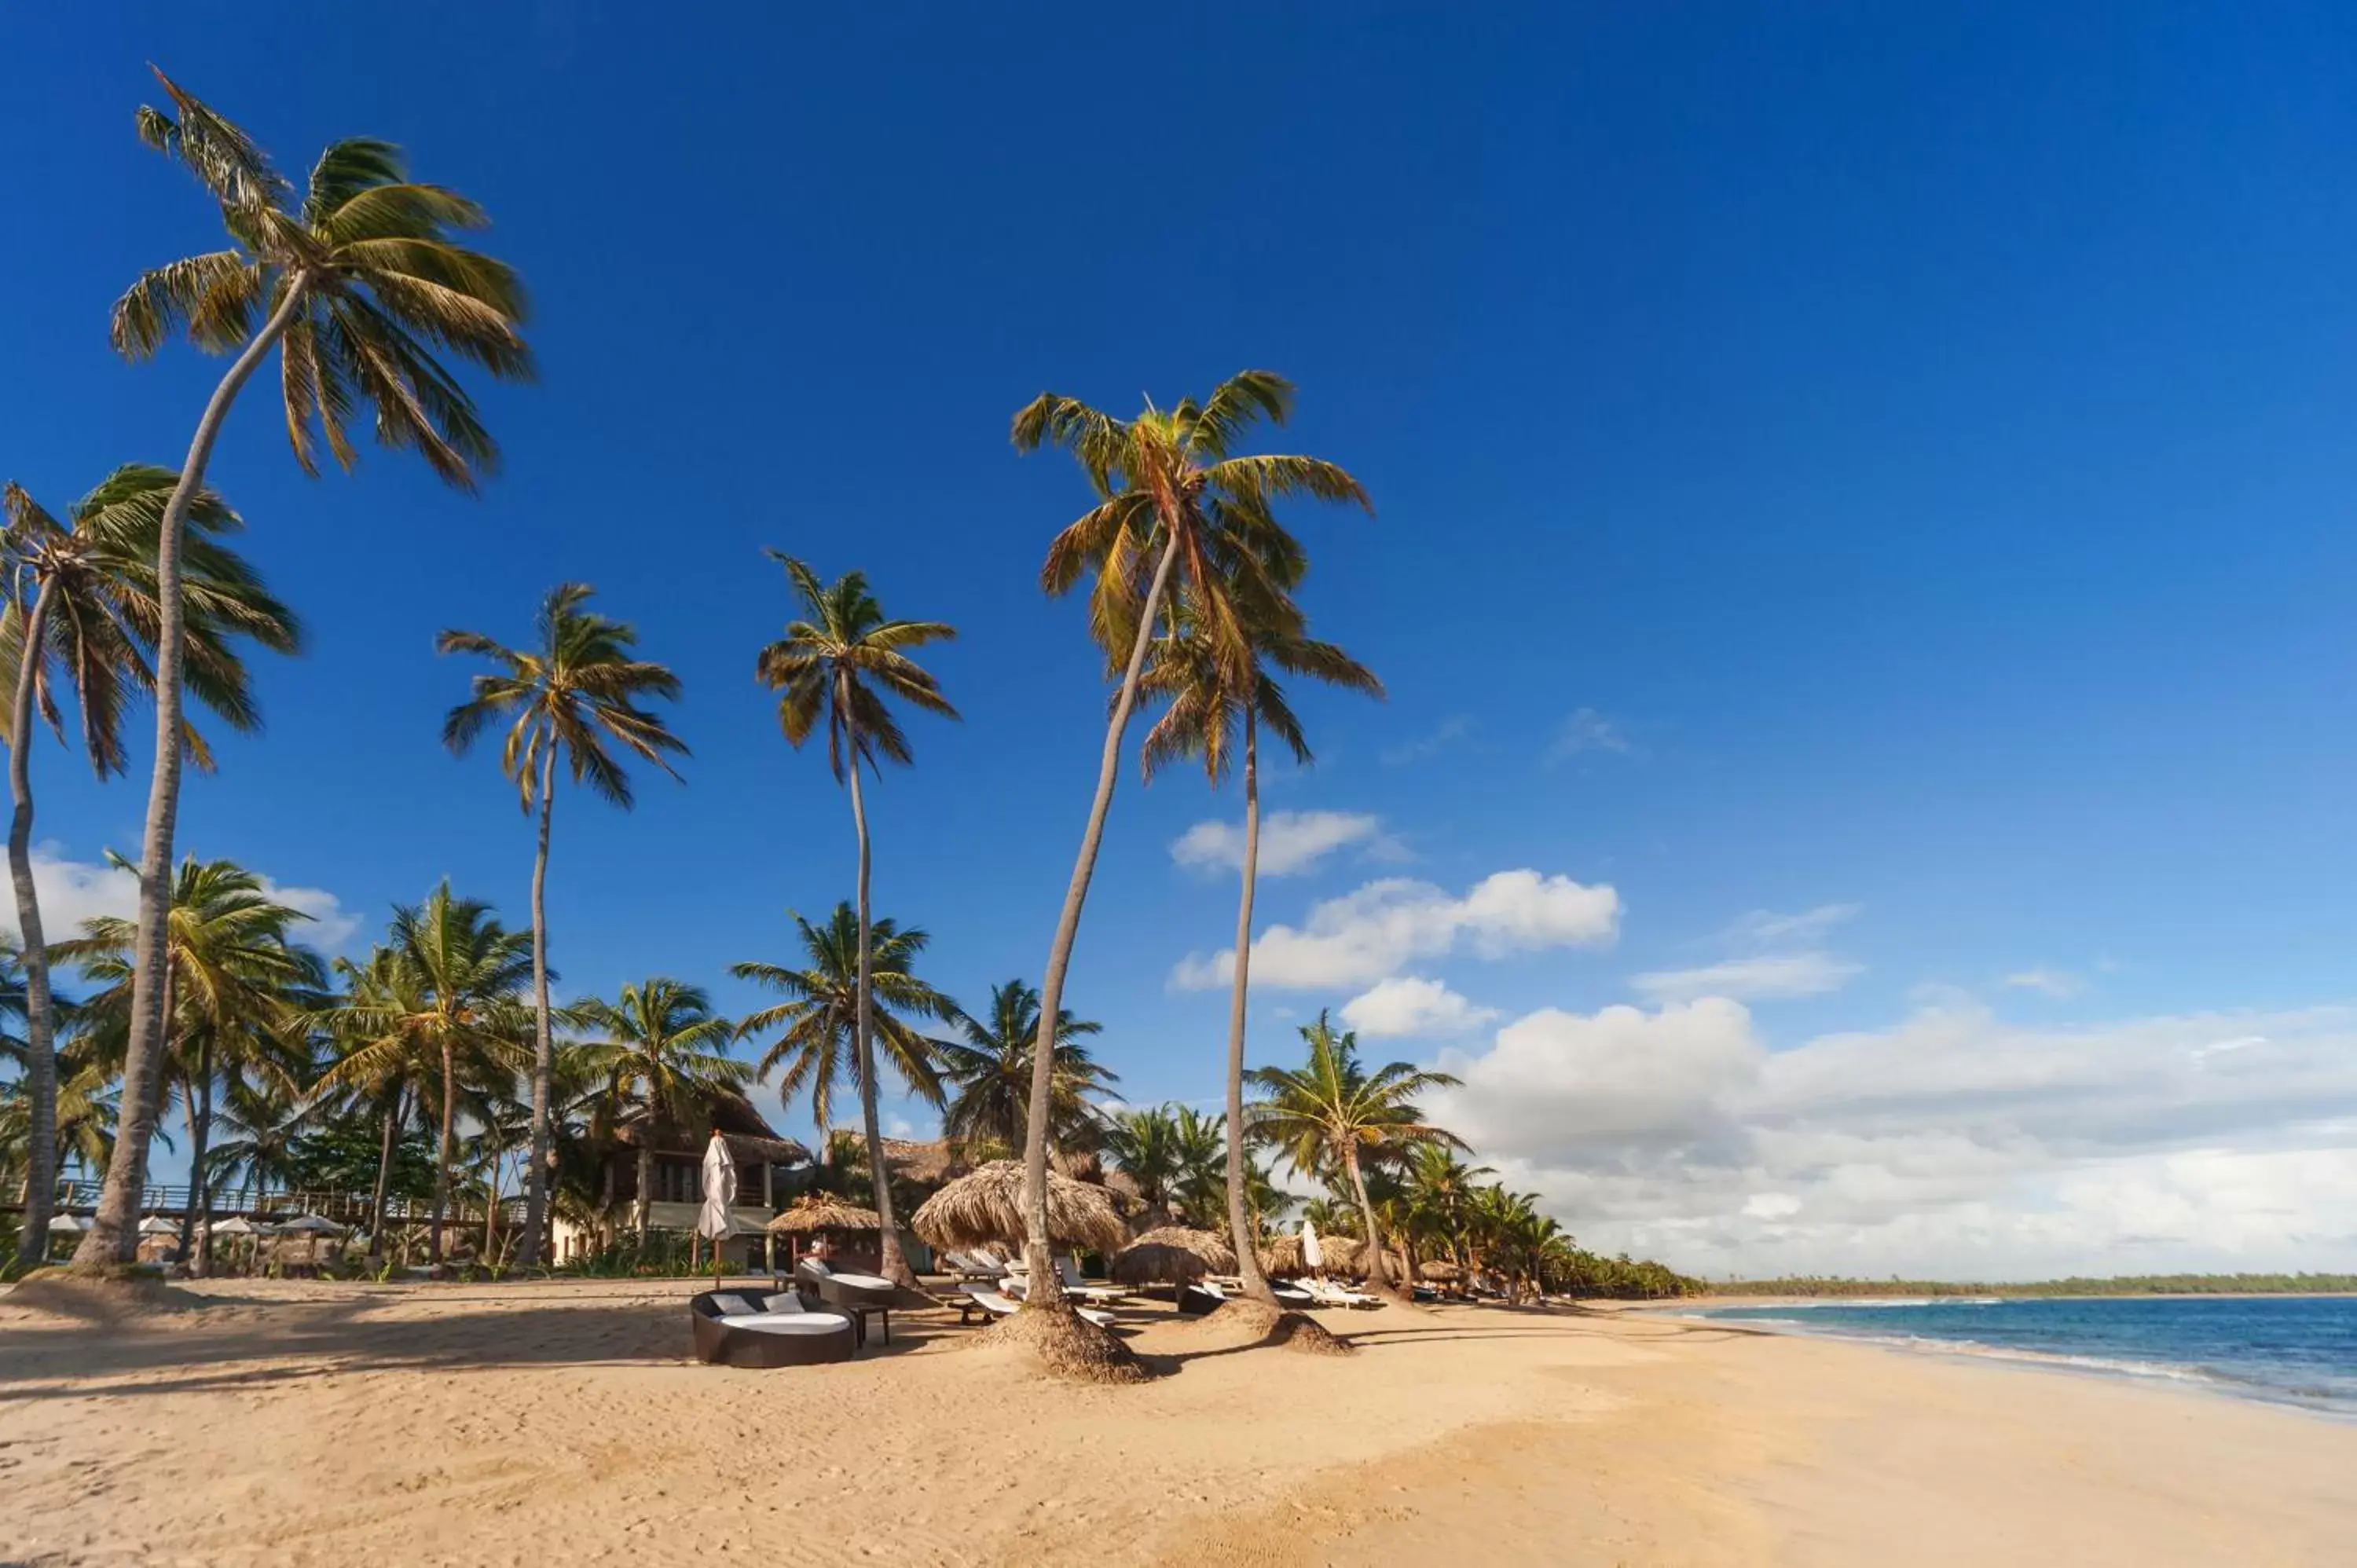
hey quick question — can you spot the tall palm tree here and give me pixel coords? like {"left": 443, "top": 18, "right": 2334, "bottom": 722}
{"left": 1247, "top": 1011, "right": 1464, "bottom": 1299}
{"left": 733, "top": 903, "right": 956, "bottom": 1280}
{"left": 753, "top": 558, "right": 955, "bottom": 1286}
{"left": 1010, "top": 370, "right": 1368, "bottom": 1303}
{"left": 438, "top": 583, "right": 685, "bottom": 1266}
{"left": 317, "top": 884, "right": 533, "bottom": 1263}
{"left": 936, "top": 980, "right": 1113, "bottom": 1163}
{"left": 573, "top": 977, "right": 748, "bottom": 1239}
{"left": 1404, "top": 1145, "right": 1494, "bottom": 1272}
{"left": 1141, "top": 596, "right": 1380, "bottom": 1303}
{"left": 59, "top": 856, "right": 324, "bottom": 1272}
{"left": 1100, "top": 1105, "right": 1183, "bottom": 1219}
{"left": 82, "top": 71, "right": 530, "bottom": 1268}
{"left": 1, "top": 466, "right": 298, "bottom": 1262}
{"left": 1167, "top": 1105, "right": 1230, "bottom": 1230}
{"left": 317, "top": 944, "right": 436, "bottom": 1260}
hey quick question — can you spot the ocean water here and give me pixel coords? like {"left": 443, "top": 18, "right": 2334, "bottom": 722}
{"left": 1695, "top": 1295, "right": 2357, "bottom": 1416}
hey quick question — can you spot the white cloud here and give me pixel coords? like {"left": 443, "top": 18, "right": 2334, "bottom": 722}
{"left": 1545, "top": 707, "right": 1631, "bottom": 765}
{"left": 1172, "top": 868, "right": 1620, "bottom": 991}
{"left": 1428, "top": 995, "right": 2357, "bottom": 1278}
{"left": 1728, "top": 903, "right": 1858, "bottom": 945}
{"left": 1340, "top": 976, "right": 1501, "bottom": 1038}
{"left": 1381, "top": 716, "right": 1472, "bottom": 767}
{"left": 0, "top": 846, "right": 357, "bottom": 952}
{"left": 2005, "top": 967, "right": 2086, "bottom": 999}
{"left": 1633, "top": 952, "right": 1864, "bottom": 1002}
{"left": 1169, "top": 810, "right": 1401, "bottom": 878}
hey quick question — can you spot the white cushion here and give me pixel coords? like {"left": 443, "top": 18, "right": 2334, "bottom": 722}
{"left": 757, "top": 1293, "right": 806, "bottom": 1314}
{"left": 709, "top": 1293, "right": 755, "bottom": 1316}
{"left": 716, "top": 1313, "right": 849, "bottom": 1335}
{"left": 1078, "top": 1307, "right": 1116, "bottom": 1328}
{"left": 827, "top": 1271, "right": 895, "bottom": 1291}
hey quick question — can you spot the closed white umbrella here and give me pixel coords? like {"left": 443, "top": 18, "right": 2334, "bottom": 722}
{"left": 697, "top": 1131, "right": 739, "bottom": 1284}
{"left": 1300, "top": 1218, "right": 1324, "bottom": 1272}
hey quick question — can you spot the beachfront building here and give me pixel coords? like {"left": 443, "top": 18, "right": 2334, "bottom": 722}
{"left": 552, "top": 1095, "right": 811, "bottom": 1267}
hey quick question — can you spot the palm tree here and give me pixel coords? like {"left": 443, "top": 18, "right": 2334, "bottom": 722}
{"left": 1404, "top": 1145, "right": 1494, "bottom": 1272}
{"left": 317, "top": 944, "right": 436, "bottom": 1260}
{"left": 1, "top": 466, "right": 298, "bottom": 1262}
{"left": 1100, "top": 1105, "right": 1183, "bottom": 1219}
{"left": 936, "top": 980, "right": 1113, "bottom": 1163}
{"left": 1247, "top": 1011, "right": 1464, "bottom": 1299}
{"left": 1168, "top": 1105, "right": 1230, "bottom": 1230}
{"left": 733, "top": 903, "right": 957, "bottom": 1277}
{"left": 81, "top": 71, "right": 530, "bottom": 1268}
{"left": 317, "top": 884, "right": 533, "bottom": 1263}
{"left": 1010, "top": 370, "right": 1368, "bottom": 1302}
{"left": 753, "top": 555, "right": 956, "bottom": 1287}
{"left": 573, "top": 978, "right": 748, "bottom": 1239}
{"left": 438, "top": 584, "right": 685, "bottom": 1266}
{"left": 1141, "top": 596, "right": 1380, "bottom": 1303}
{"left": 58, "top": 856, "right": 324, "bottom": 1272}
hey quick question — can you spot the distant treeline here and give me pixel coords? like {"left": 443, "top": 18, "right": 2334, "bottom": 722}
{"left": 1708, "top": 1273, "right": 2357, "bottom": 1298}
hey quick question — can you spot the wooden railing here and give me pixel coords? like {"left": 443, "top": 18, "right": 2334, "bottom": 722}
{"left": 10, "top": 1179, "right": 526, "bottom": 1225}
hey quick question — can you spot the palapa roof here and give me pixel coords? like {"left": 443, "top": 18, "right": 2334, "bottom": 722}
{"left": 612, "top": 1093, "right": 810, "bottom": 1166}
{"left": 765, "top": 1195, "right": 883, "bottom": 1234}
{"left": 874, "top": 1137, "right": 958, "bottom": 1183}
{"left": 1110, "top": 1225, "right": 1238, "bottom": 1285}
{"left": 1418, "top": 1258, "right": 1464, "bottom": 1282}
{"left": 908, "top": 1159, "right": 1128, "bottom": 1255}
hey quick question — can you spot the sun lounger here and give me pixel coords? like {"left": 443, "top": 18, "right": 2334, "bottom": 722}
{"left": 961, "top": 1286, "right": 1116, "bottom": 1329}
{"left": 1298, "top": 1279, "right": 1385, "bottom": 1309}
{"left": 940, "top": 1250, "right": 1010, "bottom": 1280}
{"left": 690, "top": 1288, "right": 857, "bottom": 1368}
{"left": 1005, "top": 1259, "right": 1127, "bottom": 1306}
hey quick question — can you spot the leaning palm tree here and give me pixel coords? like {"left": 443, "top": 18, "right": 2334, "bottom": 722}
{"left": 572, "top": 977, "right": 748, "bottom": 1239}
{"left": 753, "top": 557, "right": 956, "bottom": 1286}
{"left": 316, "top": 884, "right": 533, "bottom": 1263}
{"left": 438, "top": 584, "right": 685, "bottom": 1266}
{"left": 732, "top": 903, "right": 958, "bottom": 1282}
{"left": 1247, "top": 1011, "right": 1464, "bottom": 1299}
{"left": 936, "top": 980, "right": 1113, "bottom": 1163}
{"left": 1, "top": 466, "right": 298, "bottom": 1262}
{"left": 1009, "top": 370, "right": 1368, "bottom": 1308}
{"left": 80, "top": 71, "right": 530, "bottom": 1268}
{"left": 1141, "top": 595, "right": 1380, "bottom": 1303}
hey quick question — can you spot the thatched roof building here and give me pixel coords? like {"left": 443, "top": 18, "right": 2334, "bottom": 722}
{"left": 611, "top": 1093, "right": 811, "bottom": 1168}
{"left": 1110, "top": 1226, "right": 1237, "bottom": 1285}
{"left": 908, "top": 1160, "right": 1128, "bottom": 1255}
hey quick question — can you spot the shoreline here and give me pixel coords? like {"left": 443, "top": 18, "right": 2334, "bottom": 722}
{"left": 5, "top": 1278, "right": 2353, "bottom": 1564}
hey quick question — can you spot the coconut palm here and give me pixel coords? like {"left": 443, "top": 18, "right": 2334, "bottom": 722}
{"left": 57, "top": 856, "right": 325, "bottom": 1271}
{"left": 438, "top": 584, "right": 685, "bottom": 1266}
{"left": 1100, "top": 1105, "right": 1183, "bottom": 1218}
{"left": 936, "top": 980, "right": 1113, "bottom": 1163}
{"left": 317, "top": 944, "right": 436, "bottom": 1259}
{"left": 81, "top": 71, "right": 531, "bottom": 1268}
{"left": 316, "top": 884, "right": 533, "bottom": 1262}
{"left": 1404, "top": 1145, "right": 1494, "bottom": 1271}
{"left": 1247, "top": 1011, "right": 1464, "bottom": 1298}
{"left": 731, "top": 904, "right": 958, "bottom": 1218}
{"left": 1010, "top": 370, "right": 1369, "bottom": 1304}
{"left": 572, "top": 978, "right": 748, "bottom": 1239}
{"left": 1140, "top": 596, "right": 1380, "bottom": 1302}
{"left": 1167, "top": 1105, "right": 1230, "bottom": 1230}
{"left": 1, "top": 466, "right": 298, "bottom": 1262}
{"left": 752, "top": 555, "right": 956, "bottom": 1285}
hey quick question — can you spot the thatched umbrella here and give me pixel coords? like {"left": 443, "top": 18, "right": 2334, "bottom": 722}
{"left": 1259, "top": 1231, "right": 1306, "bottom": 1277}
{"left": 1418, "top": 1258, "right": 1464, "bottom": 1283}
{"left": 909, "top": 1160, "right": 1127, "bottom": 1256}
{"left": 764, "top": 1196, "right": 883, "bottom": 1235}
{"left": 1110, "top": 1226, "right": 1237, "bottom": 1286}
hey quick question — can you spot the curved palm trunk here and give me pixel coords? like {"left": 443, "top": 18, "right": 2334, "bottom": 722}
{"left": 431, "top": 1039, "right": 457, "bottom": 1265}
{"left": 173, "top": 1034, "right": 214, "bottom": 1273}
{"left": 8, "top": 576, "right": 60, "bottom": 1263}
{"left": 845, "top": 720, "right": 914, "bottom": 1288}
{"left": 1224, "top": 712, "right": 1277, "bottom": 1305}
{"left": 1341, "top": 1144, "right": 1398, "bottom": 1297}
{"left": 367, "top": 1085, "right": 404, "bottom": 1262}
{"left": 519, "top": 752, "right": 556, "bottom": 1269}
{"left": 1019, "top": 529, "right": 1184, "bottom": 1304}
{"left": 74, "top": 280, "right": 309, "bottom": 1269}
{"left": 635, "top": 1142, "right": 653, "bottom": 1240}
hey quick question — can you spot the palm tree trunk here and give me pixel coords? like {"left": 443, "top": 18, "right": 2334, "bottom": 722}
{"left": 519, "top": 750, "right": 556, "bottom": 1269}
{"left": 73, "top": 279, "right": 310, "bottom": 1269}
{"left": 431, "top": 1039, "right": 456, "bottom": 1265}
{"left": 174, "top": 1034, "right": 214, "bottom": 1272}
{"left": 1018, "top": 528, "right": 1184, "bottom": 1303}
{"left": 1342, "top": 1145, "right": 1398, "bottom": 1296}
{"left": 482, "top": 1130, "right": 502, "bottom": 1266}
{"left": 1224, "top": 710, "right": 1277, "bottom": 1305}
{"left": 367, "top": 1086, "right": 402, "bottom": 1262}
{"left": 8, "top": 574, "right": 60, "bottom": 1264}
{"left": 843, "top": 725, "right": 914, "bottom": 1288}
{"left": 634, "top": 1143, "right": 651, "bottom": 1240}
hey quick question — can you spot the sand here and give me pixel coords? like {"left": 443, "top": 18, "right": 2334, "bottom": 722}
{"left": 1, "top": 1280, "right": 2350, "bottom": 1566}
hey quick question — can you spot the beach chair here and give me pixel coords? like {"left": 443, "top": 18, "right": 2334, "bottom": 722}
{"left": 1299, "top": 1278, "right": 1384, "bottom": 1310}
{"left": 794, "top": 1259, "right": 903, "bottom": 1346}
{"left": 689, "top": 1288, "right": 857, "bottom": 1368}
{"left": 1016, "top": 1256, "right": 1126, "bottom": 1306}
{"left": 960, "top": 1286, "right": 1116, "bottom": 1330}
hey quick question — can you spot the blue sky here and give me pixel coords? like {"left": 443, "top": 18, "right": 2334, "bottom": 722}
{"left": 7, "top": 4, "right": 2357, "bottom": 1275}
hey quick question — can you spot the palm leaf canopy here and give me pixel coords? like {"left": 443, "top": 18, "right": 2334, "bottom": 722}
{"left": 909, "top": 1158, "right": 1128, "bottom": 1255}
{"left": 1246, "top": 1011, "right": 1466, "bottom": 1179}
{"left": 1138, "top": 594, "right": 1381, "bottom": 785}
{"left": 754, "top": 553, "right": 958, "bottom": 781}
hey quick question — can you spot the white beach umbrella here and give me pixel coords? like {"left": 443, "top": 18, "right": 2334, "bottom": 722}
{"left": 277, "top": 1214, "right": 347, "bottom": 1236}
{"left": 211, "top": 1215, "right": 261, "bottom": 1237}
{"left": 1300, "top": 1218, "right": 1324, "bottom": 1271}
{"left": 698, "top": 1131, "right": 738, "bottom": 1280}
{"left": 46, "top": 1213, "right": 86, "bottom": 1234}
{"left": 138, "top": 1214, "right": 179, "bottom": 1236}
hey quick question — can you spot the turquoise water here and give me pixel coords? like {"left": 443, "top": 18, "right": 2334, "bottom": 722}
{"left": 1696, "top": 1295, "right": 2357, "bottom": 1416}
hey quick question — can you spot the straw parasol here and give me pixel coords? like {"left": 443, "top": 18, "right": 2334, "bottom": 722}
{"left": 1110, "top": 1225, "right": 1237, "bottom": 1286}
{"left": 764, "top": 1195, "right": 882, "bottom": 1235}
{"left": 909, "top": 1160, "right": 1127, "bottom": 1256}
{"left": 1418, "top": 1258, "right": 1464, "bottom": 1283}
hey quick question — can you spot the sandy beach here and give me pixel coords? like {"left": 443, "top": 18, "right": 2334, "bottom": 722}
{"left": 2, "top": 1281, "right": 2350, "bottom": 1566}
